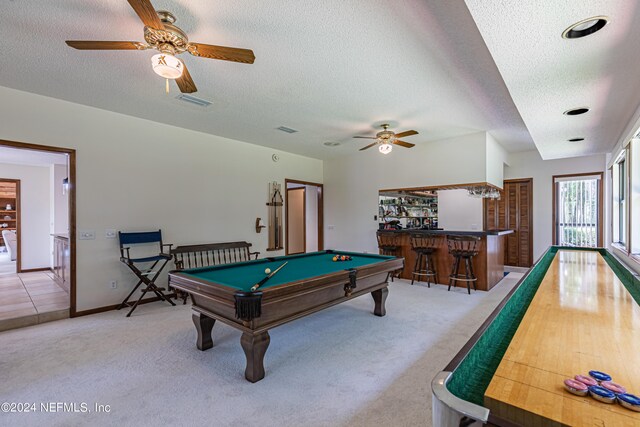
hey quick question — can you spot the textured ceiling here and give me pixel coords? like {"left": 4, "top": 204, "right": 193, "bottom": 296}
{"left": 0, "top": 146, "right": 67, "bottom": 166}
{"left": 0, "top": 0, "right": 534, "bottom": 160}
{"left": 466, "top": 0, "right": 640, "bottom": 160}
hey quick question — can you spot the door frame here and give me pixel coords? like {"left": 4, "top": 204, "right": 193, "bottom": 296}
{"left": 0, "top": 178, "right": 20, "bottom": 272}
{"left": 552, "top": 172, "right": 604, "bottom": 247}
{"left": 284, "top": 179, "right": 324, "bottom": 255}
{"left": 0, "top": 139, "right": 77, "bottom": 317}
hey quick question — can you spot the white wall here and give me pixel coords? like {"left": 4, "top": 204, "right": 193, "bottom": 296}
{"left": 505, "top": 150, "right": 607, "bottom": 260}
{"left": 51, "top": 164, "right": 69, "bottom": 234}
{"left": 486, "top": 133, "right": 508, "bottom": 188}
{"left": 0, "top": 162, "right": 51, "bottom": 269}
{"left": 0, "top": 86, "right": 323, "bottom": 311}
{"left": 437, "top": 189, "right": 483, "bottom": 231}
{"left": 324, "top": 132, "right": 489, "bottom": 253}
{"left": 305, "top": 185, "right": 319, "bottom": 252}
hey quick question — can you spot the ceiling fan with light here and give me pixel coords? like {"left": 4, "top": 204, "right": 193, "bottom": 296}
{"left": 354, "top": 124, "right": 418, "bottom": 154}
{"left": 65, "top": 0, "right": 255, "bottom": 94}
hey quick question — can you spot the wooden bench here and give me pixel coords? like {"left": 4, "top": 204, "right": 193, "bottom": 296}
{"left": 170, "top": 241, "right": 260, "bottom": 303}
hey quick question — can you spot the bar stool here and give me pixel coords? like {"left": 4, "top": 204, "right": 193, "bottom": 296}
{"left": 447, "top": 235, "right": 480, "bottom": 294}
{"left": 377, "top": 231, "right": 401, "bottom": 281}
{"left": 410, "top": 233, "right": 438, "bottom": 287}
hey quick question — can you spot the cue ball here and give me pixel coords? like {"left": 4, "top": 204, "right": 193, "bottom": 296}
{"left": 265, "top": 268, "right": 271, "bottom": 274}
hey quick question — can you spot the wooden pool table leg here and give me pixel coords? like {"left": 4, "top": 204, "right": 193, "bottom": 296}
{"left": 371, "top": 287, "right": 388, "bottom": 317}
{"left": 192, "top": 311, "right": 215, "bottom": 351}
{"left": 241, "top": 331, "right": 271, "bottom": 383}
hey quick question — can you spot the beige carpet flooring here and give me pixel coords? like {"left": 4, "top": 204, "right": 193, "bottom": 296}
{"left": 0, "top": 274, "right": 521, "bottom": 427}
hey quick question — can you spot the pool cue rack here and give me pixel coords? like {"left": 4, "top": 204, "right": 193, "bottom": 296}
{"left": 266, "top": 181, "right": 283, "bottom": 251}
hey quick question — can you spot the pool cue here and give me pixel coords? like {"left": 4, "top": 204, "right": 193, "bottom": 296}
{"left": 251, "top": 261, "right": 288, "bottom": 292}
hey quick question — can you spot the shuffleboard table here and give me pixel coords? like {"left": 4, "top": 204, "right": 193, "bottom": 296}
{"left": 169, "top": 250, "right": 403, "bottom": 382}
{"left": 432, "top": 247, "right": 640, "bottom": 426}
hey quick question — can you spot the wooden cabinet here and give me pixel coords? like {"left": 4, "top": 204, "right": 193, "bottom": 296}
{"left": 52, "top": 235, "right": 70, "bottom": 293}
{"left": 485, "top": 179, "right": 533, "bottom": 267}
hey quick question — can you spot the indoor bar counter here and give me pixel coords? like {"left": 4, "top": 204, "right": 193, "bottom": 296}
{"left": 383, "top": 229, "right": 513, "bottom": 291}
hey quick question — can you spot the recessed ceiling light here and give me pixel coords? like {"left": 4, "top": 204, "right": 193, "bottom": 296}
{"left": 568, "top": 137, "right": 585, "bottom": 142}
{"left": 323, "top": 141, "right": 341, "bottom": 147}
{"left": 563, "top": 107, "right": 590, "bottom": 116}
{"left": 562, "top": 16, "right": 608, "bottom": 39}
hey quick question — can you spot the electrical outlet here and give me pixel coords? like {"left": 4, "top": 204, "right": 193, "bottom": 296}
{"left": 79, "top": 230, "right": 96, "bottom": 240}
{"left": 328, "top": 225, "right": 335, "bottom": 230}
{"left": 105, "top": 229, "right": 117, "bottom": 239}
{"left": 109, "top": 280, "right": 117, "bottom": 289}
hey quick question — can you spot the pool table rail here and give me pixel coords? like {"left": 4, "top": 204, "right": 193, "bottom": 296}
{"left": 169, "top": 257, "right": 403, "bottom": 333}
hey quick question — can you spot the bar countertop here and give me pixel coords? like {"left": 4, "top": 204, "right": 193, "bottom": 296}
{"left": 380, "top": 229, "right": 514, "bottom": 237}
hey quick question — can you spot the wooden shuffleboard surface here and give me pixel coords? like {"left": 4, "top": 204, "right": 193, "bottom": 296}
{"left": 484, "top": 250, "right": 640, "bottom": 426}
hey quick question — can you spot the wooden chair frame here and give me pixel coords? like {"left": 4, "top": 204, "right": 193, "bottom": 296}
{"left": 118, "top": 230, "right": 176, "bottom": 316}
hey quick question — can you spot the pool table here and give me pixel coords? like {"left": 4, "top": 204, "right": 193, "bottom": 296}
{"left": 168, "top": 250, "right": 404, "bottom": 382}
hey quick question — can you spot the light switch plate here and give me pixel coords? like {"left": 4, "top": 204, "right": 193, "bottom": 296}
{"left": 79, "top": 230, "right": 96, "bottom": 240}
{"left": 105, "top": 229, "right": 117, "bottom": 239}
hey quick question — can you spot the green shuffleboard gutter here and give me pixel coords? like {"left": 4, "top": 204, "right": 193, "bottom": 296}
{"left": 445, "top": 246, "right": 640, "bottom": 406}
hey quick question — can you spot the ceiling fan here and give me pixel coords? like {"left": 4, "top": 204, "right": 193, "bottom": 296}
{"left": 354, "top": 124, "right": 418, "bottom": 154}
{"left": 65, "top": 0, "right": 255, "bottom": 94}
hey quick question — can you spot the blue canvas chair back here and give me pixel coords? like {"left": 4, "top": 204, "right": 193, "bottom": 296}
{"left": 119, "top": 230, "right": 163, "bottom": 247}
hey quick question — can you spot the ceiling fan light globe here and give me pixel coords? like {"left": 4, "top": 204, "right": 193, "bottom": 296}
{"left": 379, "top": 143, "right": 393, "bottom": 154}
{"left": 151, "top": 53, "right": 183, "bottom": 79}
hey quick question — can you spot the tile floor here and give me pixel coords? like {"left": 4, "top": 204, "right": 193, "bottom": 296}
{"left": 0, "top": 250, "right": 16, "bottom": 275}
{"left": 0, "top": 254, "right": 69, "bottom": 331}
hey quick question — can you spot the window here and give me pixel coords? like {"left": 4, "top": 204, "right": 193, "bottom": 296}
{"left": 554, "top": 174, "right": 602, "bottom": 247}
{"left": 612, "top": 151, "right": 627, "bottom": 247}
{"left": 631, "top": 139, "right": 640, "bottom": 255}
{"left": 619, "top": 158, "right": 626, "bottom": 244}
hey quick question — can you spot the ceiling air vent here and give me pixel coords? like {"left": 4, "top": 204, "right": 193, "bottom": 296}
{"left": 276, "top": 126, "right": 298, "bottom": 134}
{"left": 175, "top": 94, "right": 213, "bottom": 108}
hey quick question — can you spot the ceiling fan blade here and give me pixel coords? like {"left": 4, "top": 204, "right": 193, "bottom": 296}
{"left": 353, "top": 136, "right": 376, "bottom": 139}
{"left": 394, "top": 130, "right": 418, "bottom": 138}
{"left": 176, "top": 62, "right": 197, "bottom": 93}
{"left": 188, "top": 42, "right": 255, "bottom": 64}
{"left": 359, "top": 142, "right": 379, "bottom": 151}
{"left": 393, "top": 140, "right": 416, "bottom": 148}
{"left": 65, "top": 41, "right": 145, "bottom": 50}
{"left": 127, "top": 0, "right": 163, "bottom": 30}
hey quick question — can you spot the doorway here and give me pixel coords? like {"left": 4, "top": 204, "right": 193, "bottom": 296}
{"left": 484, "top": 178, "right": 533, "bottom": 267}
{"left": 0, "top": 179, "right": 20, "bottom": 275}
{"left": 0, "top": 139, "right": 77, "bottom": 326}
{"left": 285, "top": 179, "right": 323, "bottom": 255}
{"left": 553, "top": 172, "right": 603, "bottom": 247}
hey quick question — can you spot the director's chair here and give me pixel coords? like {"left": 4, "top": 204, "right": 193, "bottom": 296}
{"left": 117, "top": 230, "right": 176, "bottom": 317}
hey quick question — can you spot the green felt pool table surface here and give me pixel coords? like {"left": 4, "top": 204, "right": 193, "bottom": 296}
{"left": 179, "top": 251, "right": 395, "bottom": 291}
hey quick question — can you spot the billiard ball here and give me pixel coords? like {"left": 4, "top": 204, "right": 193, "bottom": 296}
{"left": 265, "top": 268, "right": 271, "bottom": 274}
{"left": 333, "top": 256, "right": 338, "bottom": 261}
